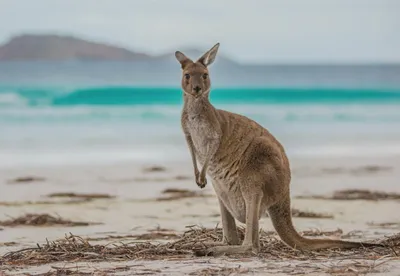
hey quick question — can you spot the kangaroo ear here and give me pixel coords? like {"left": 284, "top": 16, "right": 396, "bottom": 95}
{"left": 197, "top": 43, "right": 220, "bottom": 67}
{"left": 175, "top": 51, "right": 193, "bottom": 69}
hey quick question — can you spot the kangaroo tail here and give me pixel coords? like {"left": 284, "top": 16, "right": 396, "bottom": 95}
{"left": 267, "top": 195, "right": 381, "bottom": 250}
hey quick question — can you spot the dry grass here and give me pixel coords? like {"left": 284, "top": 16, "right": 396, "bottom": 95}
{"left": 296, "top": 189, "right": 400, "bottom": 201}
{"left": 0, "top": 214, "right": 101, "bottom": 227}
{"left": 1, "top": 226, "right": 399, "bottom": 267}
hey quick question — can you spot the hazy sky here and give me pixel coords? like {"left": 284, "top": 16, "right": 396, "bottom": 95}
{"left": 0, "top": 0, "right": 399, "bottom": 63}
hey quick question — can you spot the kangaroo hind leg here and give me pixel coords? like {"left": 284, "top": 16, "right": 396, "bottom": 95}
{"left": 195, "top": 192, "right": 262, "bottom": 256}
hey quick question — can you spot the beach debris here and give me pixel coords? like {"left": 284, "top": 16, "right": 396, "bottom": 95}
{"left": 0, "top": 226, "right": 398, "bottom": 266}
{"left": 0, "top": 242, "right": 18, "bottom": 247}
{"left": 352, "top": 165, "right": 392, "bottom": 174}
{"left": 7, "top": 176, "right": 46, "bottom": 184}
{"left": 107, "top": 175, "right": 190, "bottom": 182}
{"left": 143, "top": 165, "right": 167, "bottom": 173}
{"left": 87, "top": 231, "right": 180, "bottom": 242}
{"left": 40, "top": 265, "right": 135, "bottom": 276}
{"left": 300, "top": 228, "right": 343, "bottom": 237}
{"left": 189, "top": 267, "right": 251, "bottom": 275}
{"left": 47, "top": 192, "right": 116, "bottom": 200}
{"left": 324, "top": 260, "right": 387, "bottom": 275}
{"left": 133, "top": 175, "right": 191, "bottom": 182}
{"left": 296, "top": 189, "right": 400, "bottom": 201}
{"left": 367, "top": 222, "right": 400, "bottom": 229}
{"left": 175, "top": 175, "right": 191, "bottom": 180}
{"left": 0, "top": 214, "right": 101, "bottom": 227}
{"left": 294, "top": 165, "right": 393, "bottom": 178}
{"left": 0, "top": 199, "right": 93, "bottom": 206}
{"left": 156, "top": 188, "right": 213, "bottom": 201}
{"left": 291, "top": 208, "right": 334, "bottom": 219}
{"left": 263, "top": 208, "right": 334, "bottom": 219}
{"left": 87, "top": 226, "right": 179, "bottom": 242}
{"left": 134, "top": 177, "right": 180, "bottom": 182}
{"left": 321, "top": 165, "right": 392, "bottom": 175}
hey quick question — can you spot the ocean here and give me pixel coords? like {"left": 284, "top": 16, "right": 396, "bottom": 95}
{"left": 1, "top": 62, "right": 400, "bottom": 168}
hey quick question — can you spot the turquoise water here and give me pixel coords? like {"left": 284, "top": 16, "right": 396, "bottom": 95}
{"left": 1, "top": 64, "right": 400, "bottom": 168}
{"left": 1, "top": 86, "right": 400, "bottom": 107}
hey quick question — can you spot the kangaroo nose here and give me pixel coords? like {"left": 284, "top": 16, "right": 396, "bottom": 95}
{"left": 193, "top": 86, "right": 201, "bottom": 93}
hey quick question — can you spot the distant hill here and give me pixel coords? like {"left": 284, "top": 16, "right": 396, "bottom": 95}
{"left": 0, "top": 34, "right": 151, "bottom": 61}
{"left": 0, "top": 34, "right": 237, "bottom": 64}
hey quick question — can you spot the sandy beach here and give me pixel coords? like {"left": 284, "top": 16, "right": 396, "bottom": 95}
{"left": 0, "top": 155, "right": 399, "bottom": 275}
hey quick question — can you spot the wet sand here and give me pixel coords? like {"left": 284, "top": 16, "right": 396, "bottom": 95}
{"left": 0, "top": 155, "right": 399, "bottom": 275}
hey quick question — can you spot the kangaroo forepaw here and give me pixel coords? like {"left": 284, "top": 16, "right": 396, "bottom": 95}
{"left": 195, "top": 172, "right": 207, "bottom": 189}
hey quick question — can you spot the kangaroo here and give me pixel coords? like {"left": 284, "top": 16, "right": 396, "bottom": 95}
{"left": 175, "top": 43, "right": 380, "bottom": 256}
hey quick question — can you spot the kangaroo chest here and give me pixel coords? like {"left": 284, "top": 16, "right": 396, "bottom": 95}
{"left": 185, "top": 114, "right": 214, "bottom": 164}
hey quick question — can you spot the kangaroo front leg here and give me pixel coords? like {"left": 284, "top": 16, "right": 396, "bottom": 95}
{"left": 194, "top": 192, "right": 262, "bottom": 257}
{"left": 184, "top": 134, "right": 202, "bottom": 188}
{"left": 197, "top": 137, "right": 220, "bottom": 188}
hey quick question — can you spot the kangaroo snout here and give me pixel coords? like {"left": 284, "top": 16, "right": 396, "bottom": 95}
{"left": 193, "top": 86, "right": 202, "bottom": 93}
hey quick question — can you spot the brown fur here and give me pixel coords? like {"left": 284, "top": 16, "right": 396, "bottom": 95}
{"left": 175, "top": 43, "right": 380, "bottom": 256}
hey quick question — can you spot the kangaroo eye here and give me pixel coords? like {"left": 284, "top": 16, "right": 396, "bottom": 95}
{"left": 203, "top": 73, "right": 208, "bottom": 80}
{"left": 184, "top": 74, "right": 190, "bottom": 80}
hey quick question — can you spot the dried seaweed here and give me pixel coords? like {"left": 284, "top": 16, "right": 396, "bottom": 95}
{"left": 175, "top": 175, "right": 191, "bottom": 180}
{"left": 156, "top": 188, "right": 213, "bottom": 201}
{"left": 321, "top": 165, "right": 392, "bottom": 175}
{"left": 143, "top": 166, "right": 166, "bottom": 173}
{"left": 0, "top": 242, "right": 18, "bottom": 247}
{"left": 291, "top": 208, "right": 334, "bottom": 219}
{"left": 296, "top": 189, "right": 400, "bottom": 201}
{"left": 1, "top": 226, "right": 399, "bottom": 267}
{"left": 0, "top": 214, "right": 101, "bottom": 227}
{"left": 7, "top": 176, "right": 46, "bottom": 184}
{"left": 368, "top": 222, "right": 400, "bottom": 230}
{"left": 47, "top": 192, "right": 116, "bottom": 199}
{"left": 35, "top": 265, "right": 135, "bottom": 276}
{"left": 265, "top": 208, "right": 334, "bottom": 219}
{"left": 0, "top": 199, "right": 93, "bottom": 206}
{"left": 299, "top": 228, "right": 343, "bottom": 237}
{"left": 86, "top": 231, "right": 180, "bottom": 242}
{"left": 189, "top": 267, "right": 250, "bottom": 275}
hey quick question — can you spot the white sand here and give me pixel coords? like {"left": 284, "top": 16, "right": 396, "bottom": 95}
{"left": 0, "top": 155, "right": 399, "bottom": 275}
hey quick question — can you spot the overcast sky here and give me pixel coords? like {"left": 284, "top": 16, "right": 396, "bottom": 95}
{"left": 0, "top": 0, "right": 399, "bottom": 63}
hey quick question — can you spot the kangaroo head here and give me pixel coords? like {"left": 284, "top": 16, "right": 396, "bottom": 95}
{"left": 175, "top": 43, "right": 220, "bottom": 98}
